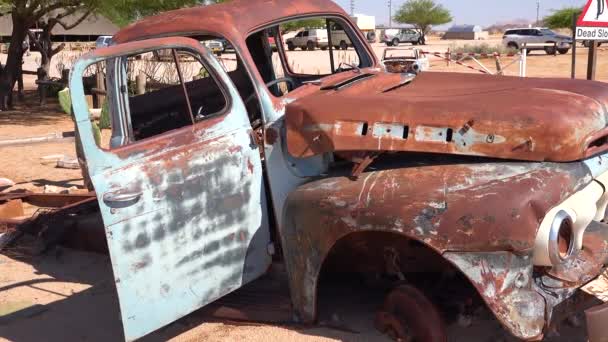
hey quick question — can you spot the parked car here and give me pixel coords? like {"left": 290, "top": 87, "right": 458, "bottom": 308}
{"left": 95, "top": 35, "right": 113, "bottom": 48}
{"left": 69, "top": 1, "right": 608, "bottom": 341}
{"left": 502, "top": 28, "right": 572, "bottom": 54}
{"left": 202, "top": 39, "right": 224, "bottom": 53}
{"left": 583, "top": 40, "right": 607, "bottom": 47}
{"left": 382, "top": 28, "right": 424, "bottom": 46}
{"left": 286, "top": 29, "right": 328, "bottom": 50}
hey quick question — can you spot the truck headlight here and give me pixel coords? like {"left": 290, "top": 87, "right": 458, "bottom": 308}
{"left": 548, "top": 210, "right": 575, "bottom": 265}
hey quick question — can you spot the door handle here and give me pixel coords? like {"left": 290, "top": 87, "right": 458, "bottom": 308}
{"left": 103, "top": 190, "right": 142, "bottom": 207}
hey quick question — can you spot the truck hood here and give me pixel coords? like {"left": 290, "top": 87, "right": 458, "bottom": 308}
{"left": 285, "top": 71, "right": 608, "bottom": 162}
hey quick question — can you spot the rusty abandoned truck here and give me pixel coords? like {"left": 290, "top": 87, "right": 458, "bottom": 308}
{"left": 65, "top": 0, "right": 608, "bottom": 340}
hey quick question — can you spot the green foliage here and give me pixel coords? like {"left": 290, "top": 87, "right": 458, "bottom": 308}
{"left": 543, "top": 7, "right": 582, "bottom": 29}
{"left": 280, "top": 18, "right": 326, "bottom": 33}
{"left": 102, "top": 0, "right": 230, "bottom": 27}
{"left": 450, "top": 43, "right": 517, "bottom": 57}
{"left": 99, "top": 100, "right": 111, "bottom": 130}
{"left": 58, "top": 88, "right": 72, "bottom": 116}
{"left": 91, "top": 122, "right": 102, "bottom": 147}
{"left": 394, "top": 0, "right": 452, "bottom": 36}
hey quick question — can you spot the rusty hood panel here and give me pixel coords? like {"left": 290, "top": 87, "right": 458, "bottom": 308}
{"left": 286, "top": 71, "right": 608, "bottom": 162}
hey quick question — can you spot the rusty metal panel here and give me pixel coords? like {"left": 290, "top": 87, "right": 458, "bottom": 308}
{"left": 278, "top": 158, "right": 597, "bottom": 338}
{"left": 444, "top": 252, "right": 545, "bottom": 341}
{"left": 71, "top": 37, "right": 270, "bottom": 341}
{"left": 285, "top": 71, "right": 608, "bottom": 162}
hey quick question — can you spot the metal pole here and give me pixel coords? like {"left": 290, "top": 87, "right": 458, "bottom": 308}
{"left": 587, "top": 40, "right": 598, "bottom": 80}
{"left": 388, "top": 0, "right": 392, "bottom": 28}
{"left": 350, "top": 0, "right": 355, "bottom": 16}
{"left": 571, "top": 13, "right": 578, "bottom": 79}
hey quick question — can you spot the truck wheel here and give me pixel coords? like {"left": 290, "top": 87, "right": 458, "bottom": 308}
{"left": 412, "top": 41, "right": 419, "bottom": 46}
{"left": 392, "top": 38, "right": 400, "bottom": 47}
{"left": 306, "top": 41, "right": 315, "bottom": 51}
{"left": 558, "top": 48, "right": 569, "bottom": 54}
{"left": 507, "top": 42, "right": 518, "bottom": 50}
{"left": 287, "top": 42, "right": 295, "bottom": 51}
{"left": 340, "top": 40, "right": 348, "bottom": 50}
{"left": 386, "top": 42, "right": 393, "bottom": 47}
{"left": 320, "top": 46, "right": 328, "bottom": 51}
{"left": 375, "top": 285, "right": 447, "bottom": 342}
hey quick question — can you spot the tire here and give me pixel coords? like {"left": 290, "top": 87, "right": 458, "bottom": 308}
{"left": 339, "top": 40, "right": 348, "bottom": 50}
{"left": 320, "top": 46, "right": 327, "bottom": 51}
{"left": 392, "top": 38, "right": 400, "bottom": 47}
{"left": 558, "top": 48, "right": 569, "bottom": 54}
{"left": 507, "top": 42, "right": 518, "bottom": 50}
{"left": 306, "top": 41, "right": 315, "bottom": 51}
{"left": 375, "top": 285, "right": 447, "bottom": 342}
{"left": 544, "top": 42, "right": 556, "bottom": 55}
{"left": 386, "top": 42, "right": 393, "bottom": 47}
{"left": 412, "top": 41, "right": 419, "bottom": 46}
{"left": 583, "top": 40, "right": 591, "bottom": 48}
{"left": 367, "top": 31, "right": 377, "bottom": 43}
{"left": 287, "top": 42, "right": 295, "bottom": 51}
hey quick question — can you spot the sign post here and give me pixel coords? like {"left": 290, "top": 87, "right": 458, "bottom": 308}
{"left": 576, "top": 0, "right": 608, "bottom": 80}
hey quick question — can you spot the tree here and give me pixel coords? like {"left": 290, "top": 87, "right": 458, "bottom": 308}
{"left": 0, "top": 0, "right": 101, "bottom": 110}
{"left": 101, "top": 0, "right": 229, "bottom": 27}
{"left": 543, "top": 7, "right": 582, "bottom": 29}
{"left": 393, "top": 0, "right": 452, "bottom": 43}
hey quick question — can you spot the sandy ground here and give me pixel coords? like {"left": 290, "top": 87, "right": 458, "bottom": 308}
{"left": 1, "top": 37, "right": 608, "bottom": 342}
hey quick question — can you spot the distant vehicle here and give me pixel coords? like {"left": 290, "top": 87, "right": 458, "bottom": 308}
{"left": 350, "top": 14, "right": 376, "bottom": 43}
{"left": 95, "top": 35, "right": 113, "bottom": 48}
{"left": 502, "top": 28, "right": 572, "bottom": 54}
{"left": 286, "top": 29, "right": 328, "bottom": 51}
{"left": 202, "top": 39, "right": 224, "bottom": 53}
{"left": 382, "top": 48, "right": 430, "bottom": 73}
{"left": 219, "top": 38, "right": 234, "bottom": 51}
{"left": 582, "top": 40, "right": 607, "bottom": 47}
{"left": 382, "top": 28, "right": 424, "bottom": 46}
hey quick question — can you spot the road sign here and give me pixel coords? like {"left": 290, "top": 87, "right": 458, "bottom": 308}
{"left": 576, "top": 0, "right": 608, "bottom": 39}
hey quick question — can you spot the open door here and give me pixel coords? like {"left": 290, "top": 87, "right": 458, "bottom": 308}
{"left": 69, "top": 37, "right": 271, "bottom": 341}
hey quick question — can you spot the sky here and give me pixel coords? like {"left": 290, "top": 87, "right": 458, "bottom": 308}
{"left": 332, "top": 0, "right": 586, "bottom": 28}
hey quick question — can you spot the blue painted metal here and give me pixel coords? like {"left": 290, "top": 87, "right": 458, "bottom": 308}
{"left": 70, "top": 37, "right": 271, "bottom": 341}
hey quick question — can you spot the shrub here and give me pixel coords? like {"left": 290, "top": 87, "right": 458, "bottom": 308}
{"left": 449, "top": 43, "right": 517, "bottom": 57}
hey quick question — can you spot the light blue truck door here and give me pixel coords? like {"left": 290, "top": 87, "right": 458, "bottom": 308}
{"left": 69, "top": 37, "right": 271, "bottom": 341}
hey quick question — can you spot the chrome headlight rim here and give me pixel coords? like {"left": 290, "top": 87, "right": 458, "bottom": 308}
{"left": 548, "top": 210, "right": 576, "bottom": 266}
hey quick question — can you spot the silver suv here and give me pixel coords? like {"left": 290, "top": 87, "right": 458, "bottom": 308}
{"left": 382, "top": 28, "right": 424, "bottom": 46}
{"left": 502, "top": 28, "right": 572, "bottom": 54}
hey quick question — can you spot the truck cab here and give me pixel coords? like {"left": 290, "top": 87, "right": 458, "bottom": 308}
{"left": 70, "top": 0, "right": 608, "bottom": 341}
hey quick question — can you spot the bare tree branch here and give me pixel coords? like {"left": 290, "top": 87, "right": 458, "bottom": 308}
{"left": 55, "top": 9, "right": 92, "bottom": 30}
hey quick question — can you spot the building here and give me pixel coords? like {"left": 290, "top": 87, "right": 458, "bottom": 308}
{"left": 442, "top": 24, "right": 489, "bottom": 40}
{"left": 0, "top": 12, "right": 119, "bottom": 43}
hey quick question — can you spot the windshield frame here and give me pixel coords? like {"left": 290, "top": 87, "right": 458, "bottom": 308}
{"left": 246, "top": 14, "right": 375, "bottom": 79}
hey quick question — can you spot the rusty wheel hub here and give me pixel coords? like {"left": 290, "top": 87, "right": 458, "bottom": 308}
{"left": 375, "top": 285, "right": 447, "bottom": 342}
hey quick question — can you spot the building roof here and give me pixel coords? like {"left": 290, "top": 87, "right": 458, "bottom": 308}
{"left": 0, "top": 12, "right": 118, "bottom": 37}
{"left": 447, "top": 24, "right": 482, "bottom": 33}
{"left": 113, "top": 0, "right": 345, "bottom": 43}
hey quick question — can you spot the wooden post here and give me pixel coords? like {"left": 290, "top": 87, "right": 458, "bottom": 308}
{"left": 136, "top": 71, "right": 146, "bottom": 95}
{"left": 37, "top": 67, "right": 47, "bottom": 106}
{"left": 95, "top": 69, "right": 106, "bottom": 107}
{"left": 571, "top": 13, "right": 578, "bottom": 79}
{"left": 494, "top": 55, "right": 503, "bottom": 75}
{"left": 61, "top": 68, "right": 70, "bottom": 87}
{"left": 587, "top": 40, "right": 598, "bottom": 81}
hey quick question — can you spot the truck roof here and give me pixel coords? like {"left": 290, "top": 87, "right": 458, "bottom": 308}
{"left": 113, "top": 0, "right": 345, "bottom": 44}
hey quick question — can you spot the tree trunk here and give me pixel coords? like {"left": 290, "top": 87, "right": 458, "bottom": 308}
{"left": 0, "top": 14, "right": 27, "bottom": 110}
